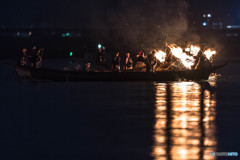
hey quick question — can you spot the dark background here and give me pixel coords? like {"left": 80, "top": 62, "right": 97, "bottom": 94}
{"left": 0, "top": 0, "right": 240, "bottom": 61}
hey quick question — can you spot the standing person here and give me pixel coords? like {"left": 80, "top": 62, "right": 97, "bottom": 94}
{"left": 29, "top": 46, "right": 37, "bottom": 67}
{"left": 124, "top": 53, "right": 133, "bottom": 70}
{"left": 84, "top": 63, "right": 91, "bottom": 72}
{"left": 194, "top": 50, "right": 212, "bottom": 69}
{"left": 96, "top": 48, "right": 105, "bottom": 71}
{"left": 96, "top": 48, "right": 106, "bottom": 64}
{"left": 39, "top": 48, "right": 44, "bottom": 57}
{"left": 146, "top": 50, "right": 158, "bottom": 72}
{"left": 35, "top": 48, "right": 43, "bottom": 68}
{"left": 20, "top": 48, "right": 28, "bottom": 66}
{"left": 112, "top": 52, "right": 121, "bottom": 72}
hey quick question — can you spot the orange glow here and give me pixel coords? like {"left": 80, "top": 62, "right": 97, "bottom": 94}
{"left": 152, "top": 44, "right": 216, "bottom": 69}
{"left": 204, "top": 49, "right": 216, "bottom": 60}
{"left": 153, "top": 82, "right": 217, "bottom": 160}
{"left": 155, "top": 50, "right": 167, "bottom": 63}
{"left": 169, "top": 45, "right": 195, "bottom": 69}
{"left": 186, "top": 45, "right": 201, "bottom": 56}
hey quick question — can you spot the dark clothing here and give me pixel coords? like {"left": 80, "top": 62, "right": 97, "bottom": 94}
{"left": 29, "top": 49, "right": 37, "bottom": 65}
{"left": 146, "top": 54, "right": 157, "bottom": 72}
{"left": 112, "top": 56, "right": 121, "bottom": 72}
{"left": 20, "top": 53, "right": 28, "bottom": 66}
{"left": 96, "top": 50, "right": 105, "bottom": 65}
{"left": 193, "top": 51, "right": 210, "bottom": 69}
{"left": 136, "top": 56, "right": 146, "bottom": 62}
{"left": 124, "top": 57, "right": 133, "bottom": 69}
{"left": 165, "top": 47, "right": 172, "bottom": 63}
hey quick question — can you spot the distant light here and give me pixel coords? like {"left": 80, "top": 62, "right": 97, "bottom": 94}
{"left": 202, "top": 22, "right": 207, "bottom": 26}
{"left": 62, "top": 34, "right": 66, "bottom": 37}
{"left": 226, "top": 25, "right": 240, "bottom": 29}
{"left": 203, "top": 14, "right": 206, "bottom": 18}
{"left": 69, "top": 52, "right": 73, "bottom": 57}
{"left": 66, "top": 32, "right": 70, "bottom": 37}
{"left": 98, "top": 44, "right": 102, "bottom": 49}
{"left": 207, "top": 14, "right": 212, "bottom": 18}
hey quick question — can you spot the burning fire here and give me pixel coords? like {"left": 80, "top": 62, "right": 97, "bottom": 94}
{"left": 186, "top": 45, "right": 201, "bottom": 56}
{"left": 155, "top": 50, "right": 167, "bottom": 63}
{"left": 154, "top": 44, "right": 217, "bottom": 70}
{"left": 169, "top": 45, "right": 195, "bottom": 69}
{"left": 204, "top": 49, "right": 216, "bottom": 60}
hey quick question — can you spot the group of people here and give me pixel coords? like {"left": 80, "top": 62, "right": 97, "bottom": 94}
{"left": 96, "top": 48, "right": 159, "bottom": 72}
{"left": 19, "top": 44, "right": 211, "bottom": 72}
{"left": 20, "top": 46, "right": 44, "bottom": 68}
{"left": 112, "top": 52, "right": 134, "bottom": 72}
{"left": 96, "top": 46, "right": 212, "bottom": 72}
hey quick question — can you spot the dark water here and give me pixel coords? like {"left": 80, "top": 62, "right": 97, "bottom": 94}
{"left": 0, "top": 62, "right": 240, "bottom": 160}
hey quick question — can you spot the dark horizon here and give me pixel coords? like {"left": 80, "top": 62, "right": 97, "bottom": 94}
{"left": 1, "top": 0, "right": 240, "bottom": 28}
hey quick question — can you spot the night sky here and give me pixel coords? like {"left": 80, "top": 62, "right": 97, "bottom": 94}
{"left": 0, "top": 0, "right": 239, "bottom": 27}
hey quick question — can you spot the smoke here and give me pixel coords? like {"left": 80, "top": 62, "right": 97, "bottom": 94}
{"left": 87, "top": 0, "right": 221, "bottom": 54}
{"left": 100, "top": 0, "right": 193, "bottom": 52}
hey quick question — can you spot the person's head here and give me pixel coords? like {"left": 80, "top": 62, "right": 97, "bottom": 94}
{"left": 98, "top": 48, "right": 102, "bottom": 52}
{"left": 32, "top": 46, "right": 37, "bottom": 50}
{"left": 126, "top": 53, "right": 130, "bottom": 58}
{"left": 22, "top": 48, "right": 27, "bottom": 53}
{"left": 152, "top": 50, "right": 156, "bottom": 55}
{"left": 115, "top": 52, "right": 119, "bottom": 57}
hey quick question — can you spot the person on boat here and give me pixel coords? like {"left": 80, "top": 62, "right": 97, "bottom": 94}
{"left": 165, "top": 46, "right": 173, "bottom": 63}
{"left": 134, "top": 51, "right": 147, "bottom": 72}
{"left": 39, "top": 48, "right": 44, "bottom": 57}
{"left": 164, "top": 47, "right": 176, "bottom": 70}
{"left": 136, "top": 51, "right": 146, "bottom": 62}
{"left": 96, "top": 48, "right": 106, "bottom": 71}
{"left": 35, "top": 48, "right": 43, "bottom": 68}
{"left": 20, "top": 48, "right": 28, "bottom": 66}
{"left": 84, "top": 63, "right": 91, "bottom": 72}
{"left": 112, "top": 52, "right": 121, "bottom": 72}
{"left": 146, "top": 50, "right": 158, "bottom": 72}
{"left": 29, "top": 46, "right": 38, "bottom": 67}
{"left": 124, "top": 53, "right": 133, "bottom": 70}
{"left": 96, "top": 48, "right": 105, "bottom": 64}
{"left": 193, "top": 50, "right": 212, "bottom": 70}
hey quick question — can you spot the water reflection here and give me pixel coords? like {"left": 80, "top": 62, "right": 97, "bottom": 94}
{"left": 153, "top": 82, "right": 217, "bottom": 160}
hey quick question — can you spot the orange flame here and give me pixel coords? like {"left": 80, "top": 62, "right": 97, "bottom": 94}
{"left": 188, "top": 45, "right": 201, "bottom": 56}
{"left": 204, "top": 49, "right": 216, "bottom": 60}
{"left": 155, "top": 50, "right": 167, "bottom": 63}
{"left": 153, "top": 44, "right": 216, "bottom": 70}
{"left": 169, "top": 45, "right": 195, "bottom": 69}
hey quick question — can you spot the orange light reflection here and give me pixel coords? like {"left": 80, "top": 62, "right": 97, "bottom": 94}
{"left": 153, "top": 82, "right": 217, "bottom": 160}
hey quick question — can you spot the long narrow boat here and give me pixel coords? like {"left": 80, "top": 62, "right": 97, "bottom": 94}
{"left": 16, "top": 64, "right": 226, "bottom": 82}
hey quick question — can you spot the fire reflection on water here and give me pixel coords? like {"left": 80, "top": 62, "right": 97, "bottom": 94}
{"left": 153, "top": 81, "right": 217, "bottom": 160}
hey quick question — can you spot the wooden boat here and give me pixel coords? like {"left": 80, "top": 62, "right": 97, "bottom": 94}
{"left": 16, "top": 64, "right": 226, "bottom": 82}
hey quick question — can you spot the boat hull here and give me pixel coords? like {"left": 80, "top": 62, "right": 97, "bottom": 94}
{"left": 16, "top": 65, "right": 225, "bottom": 82}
